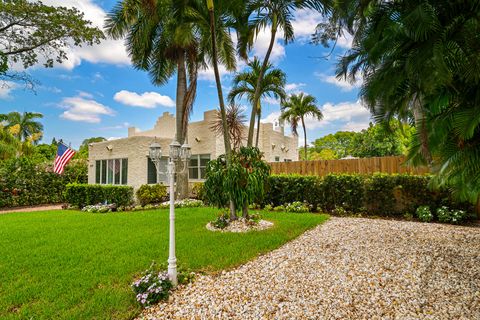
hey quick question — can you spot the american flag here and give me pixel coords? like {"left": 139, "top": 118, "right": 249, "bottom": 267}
{"left": 54, "top": 143, "right": 76, "bottom": 174}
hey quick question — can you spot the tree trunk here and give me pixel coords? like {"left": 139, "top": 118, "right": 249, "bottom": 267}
{"left": 412, "top": 95, "right": 432, "bottom": 164}
{"left": 247, "top": 16, "right": 278, "bottom": 146}
{"left": 176, "top": 53, "right": 189, "bottom": 200}
{"left": 255, "top": 101, "right": 261, "bottom": 148}
{"left": 208, "top": 2, "right": 236, "bottom": 220}
{"left": 301, "top": 116, "right": 308, "bottom": 161}
{"left": 476, "top": 194, "right": 480, "bottom": 221}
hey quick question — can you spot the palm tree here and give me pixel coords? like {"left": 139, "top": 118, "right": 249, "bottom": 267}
{"left": 280, "top": 93, "right": 323, "bottom": 160}
{"left": 0, "top": 111, "right": 43, "bottom": 143}
{"left": 246, "top": 0, "right": 328, "bottom": 146}
{"left": 106, "top": 0, "right": 235, "bottom": 198}
{"left": 336, "top": 0, "right": 480, "bottom": 215}
{"left": 228, "top": 57, "right": 286, "bottom": 147}
{"left": 210, "top": 104, "right": 246, "bottom": 150}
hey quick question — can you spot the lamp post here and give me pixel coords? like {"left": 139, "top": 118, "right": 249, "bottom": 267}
{"left": 149, "top": 139, "right": 191, "bottom": 287}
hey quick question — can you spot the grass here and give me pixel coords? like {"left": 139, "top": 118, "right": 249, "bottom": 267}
{"left": 0, "top": 207, "right": 328, "bottom": 319}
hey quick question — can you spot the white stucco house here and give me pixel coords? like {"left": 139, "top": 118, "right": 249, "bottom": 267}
{"left": 88, "top": 109, "right": 298, "bottom": 189}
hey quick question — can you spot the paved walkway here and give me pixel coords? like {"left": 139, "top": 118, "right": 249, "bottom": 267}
{"left": 141, "top": 217, "right": 480, "bottom": 320}
{"left": 0, "top": 204, "right": 63, "bottom": 215}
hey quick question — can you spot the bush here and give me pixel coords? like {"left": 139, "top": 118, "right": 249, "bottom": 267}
{"left": 285, "top": 201, "right": 310, "bottom": 213}
{"left": 136, "top": 184, "right": 167, "bottom": 206}
{"left": 81, "top": 203, "right": 116, "bottom": 213}
{"left": 263, "top": 173, "right": 474, "bottom": 220}
{"left": 436, "top": 206, "right": 468, "bottom": 224}
{"left": 0, "top": 157, "right": 87, "bottom": 208}
{"left": 416, "top": 206, "right": 434, "bottom": 222}
{"left": 131, "top": 266, "right": 173, "bottom": 308}
{"left": 190, "top": 182, "right": 205, "bottom": 200}
{"left": 64, "top": 184, "right": 134, "bottom": 208}
{"left": 211, "top": 213, "right": 230, "bottom": 229}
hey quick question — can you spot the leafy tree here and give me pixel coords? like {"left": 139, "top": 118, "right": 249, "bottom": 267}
{"left": 246, "top": 0, "right": 328, "bottom": 146}
{"left": 280, "top": 93, "right": 323, "bottom": 160}
{"left": 313, "top": 131, "right": 357, "bottom": 158}
{"left": 0, "top": 111, "right": 43, "bottom": 143}
{"left": 31, "top": 143, "right": 57, "bottom": 163}
{"left": 0, "top": 0, "right": 104, "bottom": 87}
{"left": 335, "top": 0, "right": 480, "bottom": 214}
{"left": 0, "top": 125, "right": 19, "bottom": 160}
{"left": 228, "top": 57, "right": 286, "bottom": 147}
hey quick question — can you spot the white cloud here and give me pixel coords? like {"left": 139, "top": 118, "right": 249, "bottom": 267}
{"left": 38, "top": 0, "right": 130, "bottom": 69}
{"left": 292, "top": 9, "right": 324, "bottom": 42}
{"left": 59, "top": 95, "right": 114, "bottom": 123}
{"left": 342, "top": 121, "right": 370, "bottom": 132}
{"left": 262, "top": 96, "right": 281, "bottom": 105}
{"left": 261, "top": 111, "right": 281, "bottom": 124}
{"left": 285, "top": 82, "right": 306, "bottom": 93}
{"left": 114, "top": 90, "right": 175, "bottom": 108}
{"left": 315, "top": 72, "right": 362, "bottom": 92}
{"left": 0, "top": 82, "right": 18, "bottom": 99}
{"left": 337, "top": 32, "right": 354, "bottom": 49}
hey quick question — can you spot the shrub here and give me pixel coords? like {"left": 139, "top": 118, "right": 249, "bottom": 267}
{"left": 0, "top": 157, "right": 87, "bottom": 208}
{"left": 285, "top": 201, "right": 310, "bottom": 213}
{"left": 263, "top": 204, "right": 273, "bottom": 211}
{"left": 436, "top": 206, "right": 468, "bottom": 224}
{"left": 211, "top": 213, "right": 230, "bottom": 229}
{"left": 320, "top": 174, "right": 364, "bottom": 212}
{"left": 136, "top": 184, "right": 167, "bottom": 206}
{"left": 132, "top": 267, "right": 173, "bottom": 308}
{"left": 264, "top": 175, "right": 319, "bottom": 209}
{"left": 273, "top": 205, "right": 286, "bottom": 212}
{"left": 81, "top": 204, "right": 116, "bottom": 213}
{"left": 190, "top": 182, "right": 205, "bottom": 200}
{"left": 416, "top": 206, "right": 433, "bottom": 222}
{"left": 64, "top": 184, "right": 134, "bottom": 208}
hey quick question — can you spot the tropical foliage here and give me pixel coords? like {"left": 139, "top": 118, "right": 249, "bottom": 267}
{"left": 228, "top": 58, "right": 286, "bottom": 147}
{"left": 280, "top": 93, "right": 323, "bottom": 160}
{"left": 329, "top": 0, "right": 480, "bottom": 211}
{"left": 210, "top": 104, "right": 246, "bottom": 150}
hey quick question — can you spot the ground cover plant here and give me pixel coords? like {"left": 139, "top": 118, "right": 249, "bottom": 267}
{"left": 0, "top": 207, "right": 328, "bottom": 319}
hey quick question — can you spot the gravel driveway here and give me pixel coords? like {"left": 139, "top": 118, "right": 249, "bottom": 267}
{"left": 141, "top": 217, "right": 480, "bottom": 319}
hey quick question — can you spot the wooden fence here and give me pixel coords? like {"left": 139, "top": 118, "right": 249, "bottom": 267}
{"left": 269, "top": 156, "right": 429, "bottom": 176}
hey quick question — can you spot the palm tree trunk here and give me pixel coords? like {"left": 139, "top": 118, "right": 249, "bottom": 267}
{"left": 247, "top": 16, "right": 278, "bottom": 146}
{"left": 476, "top": 194, "right": 480, "bottom": 221}
{"left": 255, "top": 101, "right": 261, "bottom": 148}
{"left": 207, "top": 1, "right": 236, "bottom": 220}
{"left": 176, "top": 53, "right": 189, "bottom": 200}
{"left": 301, "top": 116, "right": 308, "bottom": 160}
{"left": 412, "top": 95, "right": 432, "bottom": 164}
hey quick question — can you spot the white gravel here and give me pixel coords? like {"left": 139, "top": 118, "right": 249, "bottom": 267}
{"left": 140, "top": 217, "right": 480, "bottom": 319}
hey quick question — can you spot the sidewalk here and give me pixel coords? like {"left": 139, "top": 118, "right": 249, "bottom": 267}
{"left": 0, "top": 204, "right": 63, "bottom": 215}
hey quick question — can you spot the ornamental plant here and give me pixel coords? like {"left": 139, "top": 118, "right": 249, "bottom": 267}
{"left": 131, "top": 268, "right": 172, "bottom": 308}
{"left": 204, "top": 147, "right": 270, "bottom": 220}
{"left": 416, "top": 206, "right": 433, "bottom": 222}
{"left": 285, "top": 201, "right": 310, "bottom": 213}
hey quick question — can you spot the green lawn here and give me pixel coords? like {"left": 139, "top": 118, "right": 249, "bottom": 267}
{"left": 0, "top": 208, "right": 328, "bottom": 319}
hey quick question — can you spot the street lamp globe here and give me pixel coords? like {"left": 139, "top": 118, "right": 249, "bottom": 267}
{"left": 180, "top": 142, "right": 191, "bottom": 161}
{"left": 149, "top": 142, "right": 162, "bottom": 160}
{"left": 169, "top": 140, "right": 181, "bottom": 160}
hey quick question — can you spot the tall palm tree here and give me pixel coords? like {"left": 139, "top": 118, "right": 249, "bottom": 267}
{"left": 246, "top": 0, "right": 328, "bottom": 146}
{"left": 106, "top": 0, "right": 235, "bottom": 198}
{"left": 228, "top": 57, "right": 286, "bottom": 147}
{"left": 280, "top": 93, "right": 323, "bottom": 160}
{"left": 0, "top": 111, "right": 43, "bottom": 143}
{"left": 210, "top": 104, "right": 246, "bottom": 150}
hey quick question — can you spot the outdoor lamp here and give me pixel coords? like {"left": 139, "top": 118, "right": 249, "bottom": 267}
{"left": 180, "top": 143, "right": 191, "bottom": 161}
{"left": 169, "top": 140, "right": 181, "bottom": 160}
{"left": 149, "top": 142, "right": 162, "bottom": 160}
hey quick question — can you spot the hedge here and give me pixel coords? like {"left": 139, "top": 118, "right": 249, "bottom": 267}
{"left": 64, "top": 184, "right": 134, "bottom": 208}
{"left": 0, "top": 157, "right": 87, "bottom": 208}
{"left": 263, "top": 173, "right": 473, "bottom": 217}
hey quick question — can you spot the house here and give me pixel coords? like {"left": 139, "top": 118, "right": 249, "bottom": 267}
{"left": 88, "top": 109, "right": 298, "bottom": 189}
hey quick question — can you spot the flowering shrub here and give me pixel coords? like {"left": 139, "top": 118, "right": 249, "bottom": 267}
{"left": 132, "top": 269, "right": 173, "bottom": 307}
{"left": 437, "top": 206, "right": 467, "bottom": 224}
{"left": 158, "top": 199, "right": 204, "bottom": 209}
{"left": 332, "top": 205, "right": 348, "bottom": 216}
{"left": 81, "top": 203, "right": 116, "bottom": 213}
{"left": 211, "top": 213, "right": 230, "bottom": 229}
{"left": 273, "top": 205, "right": 285, "bottom": 212}
{"left": 285, "top": 201, "right": 310, "bottom": 213}
{"left": 416, "top": 206, "right": 433, "bottom": 222}
{"left": 263, "top": 204, "right": 273, "bottom": 211}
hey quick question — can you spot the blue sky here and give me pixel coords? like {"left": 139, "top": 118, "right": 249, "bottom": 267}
{"left": 1, "top": 0, "right": 371, "bottom": 149}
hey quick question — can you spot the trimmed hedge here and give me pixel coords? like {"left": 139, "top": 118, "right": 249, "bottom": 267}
{"left": 64, "top": 183, "right": 134, "bottom": 208}
{"left": 264, "top": 173, "right": 473, "bottom": 217}
{"left": 0, "top": 157, "right": 87, "bottom": 208}
{"left": 136, "top": 184, "right": 167, "bottom": 206}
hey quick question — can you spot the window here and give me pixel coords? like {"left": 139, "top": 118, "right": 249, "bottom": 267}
{"left": 95, "top": 159, "right": 128, "bottom": 185}
{"left": 189, "top": 154, "right": 210, "bottom": 180}
{"left": 275, "top": 156, "right": 280, "bottom": 162}
{"left": 147, "top": 157, "right": 168, "bottom": 184}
